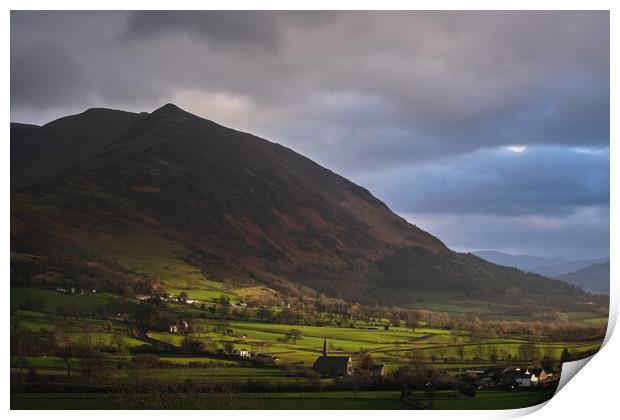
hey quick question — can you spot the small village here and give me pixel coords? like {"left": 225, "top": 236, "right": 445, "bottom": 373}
{"left": 160, "top": 316, "right": 557, "bottom": 392}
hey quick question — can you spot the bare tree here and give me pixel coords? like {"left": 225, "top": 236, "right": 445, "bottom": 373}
{"left": 287, "top": 329, "right": 303, "bottom": 345}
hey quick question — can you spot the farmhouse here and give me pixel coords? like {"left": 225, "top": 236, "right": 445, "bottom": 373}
{"left": 180, "top": 320, "right": 189, "bottom": 333}
{"left": 459, "top": 367, "right": 549, "bottom": 389}
{"left": 312, "top": 339, "right": 353, "bottom": 377}
{"left": 369, "top": 364, "right": 387, "bottom": 377}
{"left": 500, "top": 367, "right": 548, "bottom": 388}
{"left": 529, "top": 368, "right": 548, "bottom": 385}
{"left": 233, "top": 348, "right": 250, "bottom": 358}
{"left": 515, "top": 372, "right": 532, "bottom": 388}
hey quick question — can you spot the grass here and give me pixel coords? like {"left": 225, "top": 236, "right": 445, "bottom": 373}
{"left": 566, "top": 311, "right": 605, "bottom": 321}
{"left": 10, "top": 389, "right": 558, "bottom": 410}
{"left": 10, "top": 392, "right": 414, "bottom": 410}
{"left": 138, "top": 318, "right": 603, "bottom": 368}
{"left": 425, "top": 389, "right": 555, "bottom": 410}
{"left": 11, "top": 287, "right": 128, "bottom": 314}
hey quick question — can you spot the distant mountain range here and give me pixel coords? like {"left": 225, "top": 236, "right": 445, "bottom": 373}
{"left": 557, "top": 261, "right": 610, "bottom": 295}
{"left": 10, "top": 104, "right": 591, "bottom": 306}
{"left": 474, "top": 251, "right": 609, "bottom": 295}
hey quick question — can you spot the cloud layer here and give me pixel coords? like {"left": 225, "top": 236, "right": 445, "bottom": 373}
{"left": 10, "top": 11, "right": 610, "bottom": 259}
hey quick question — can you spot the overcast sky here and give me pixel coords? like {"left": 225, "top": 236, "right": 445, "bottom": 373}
{"left": 10, "top": 11, "right": 610, "bottom": 259}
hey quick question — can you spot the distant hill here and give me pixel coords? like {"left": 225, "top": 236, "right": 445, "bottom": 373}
{"left": 473, "top": 250, "right": 607, "bottom": 278}
{"left": 556, "top": 261, "right": 610, "bottom": 295}
{"left": 11, "top": 104, "right": 591, "bottom": 307}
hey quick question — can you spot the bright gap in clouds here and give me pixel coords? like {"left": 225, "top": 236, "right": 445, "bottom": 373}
{"left": 504, "top": 145, "right": 527, "bottom": 153}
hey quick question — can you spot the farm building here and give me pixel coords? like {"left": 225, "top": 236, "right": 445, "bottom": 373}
{"left": 180, "top": 320, "right": 189, "bottom": 332}
{"left": 500, "top": 367, "right": 549, "bottom": 388}
{"left": 312, "top": 339, "right": 353, "bottom": 377}
{"left": 233, "top": 349, "right": 250, "bottom": 358}
{"left": 313, "top": 356, "right": 353, "bottom": 377}
{"left": 369, "top": 364, "right": 387, "bottom": 377}
{"left": 460, "top": 367, "right": 550, "bottom": 389}
{"left": 529, "top": 368, "right": 548, "bottom": 385}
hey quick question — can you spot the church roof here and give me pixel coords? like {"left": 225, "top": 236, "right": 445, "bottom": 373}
{"left": 313, "top": 356, "right": 351, "bottom": 372}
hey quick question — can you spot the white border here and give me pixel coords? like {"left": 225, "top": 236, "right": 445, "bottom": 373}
{"left": 3, "top": 2, "right": 617, "bottom": 419}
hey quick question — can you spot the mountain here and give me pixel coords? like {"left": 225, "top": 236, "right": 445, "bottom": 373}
{"left": 11, "top": 104, "right": 590, "bottom": 306}
{"left": 556, "top": 262, "right": 610, "bottom": 295}
{"left": 473, "top": 250, "right": 607, "bottom": 278}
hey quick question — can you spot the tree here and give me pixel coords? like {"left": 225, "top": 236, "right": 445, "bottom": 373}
{"left": 179, "top": 291, "right": 189, "bottom": 302}
{"left": 541, "top": 354, "right": 554, "bottom": 371}
{"left": 561, "top": 348, "right": 572, "bottom": 364}
{"left": 359, "top": 352, "right": 376, "bottom": 370}
{"left": 473, "top": 345, "right": 485, "bottom": 361}
{"left": 275, "top": 308, "right": 298, "bottom": 324}
{"left": 55, "top": 305, "right": 68, "bottom": 318}
{"left": 111, "top": 332, "right": 128, "bottom": 354}
{"left": 122, "top": 285, "right": 134, "bottom": 297}
{"left": 80, "top": 348, "right": 110, "bottom": 380}
{"left": 14, "top": 356, "right": 30, "bottom": 376}
{"left": 408, "top": 349, "right": 424, "bottom": 366}
{"left": 223, "top": 342, "right": 235, "bottom": 355}
{"left": 457, "top": 345, "right": 465, "bottom": 361}
{"left": 436, "top": 344, "right": 449, "bottom": 362}
{"left": 182, "top": 337, "right": 205, "bottom": 353}
{"left": 217, "top": 303, "right": 231, "bottom": 319}
{"left": 517, "top": 343, "right": 538, "bottom": 361}
{"left": 53, "top": 326, "right": 75, "bottom": 377}
{"left": 406, "top": 319, "right": 420, "bottom": 333}
{"left": 256, "top": 308, "right": 272, "bottom": 321}
{"left": 27, "top": 367, "right": 39, "bottom": 383}
{"left": 287, "top": 329, "right": 303, "bottom": 345}
{"left": 487, "top": 345, "right": 499, "bottom": 363}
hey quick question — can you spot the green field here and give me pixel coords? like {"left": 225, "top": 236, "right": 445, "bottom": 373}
{"left": 11, "top": 287, "right": 130, "bottom": 314}
{"left": 10, "top": 283, "right": 605, "bottom": 410}
{"left": 10, "top": 389, "right": 556, "bottom": 410}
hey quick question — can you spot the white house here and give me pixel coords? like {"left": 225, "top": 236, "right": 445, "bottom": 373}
{"left": 233, "top": 348, "right": 250, "bottom": 358}
{"left": 515, "top": 374, "right": 532, "bottom": 388}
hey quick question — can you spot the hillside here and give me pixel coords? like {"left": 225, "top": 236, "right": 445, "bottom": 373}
{"left": 11, "top": 104, "right": 591, "bottom": 306}
{"left": 556, "top": 261, "right": 610, "bottom": 295}
{"left": 473, "top": 251, "right": 606, "bottom": 278}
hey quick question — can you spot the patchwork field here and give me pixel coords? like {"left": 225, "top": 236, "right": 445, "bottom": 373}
{"left": 10, "top": 285, "right": 606, "bottom": 410}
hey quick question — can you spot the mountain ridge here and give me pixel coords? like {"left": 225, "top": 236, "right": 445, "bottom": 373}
{"left": 473, "top": 250, "right": 608, "bottom": 278}
{"left": 11, "top": 104, "right": 592, "bottom": 307}
{"left": 556, "top": 261, "right": 610, "bottom": 295}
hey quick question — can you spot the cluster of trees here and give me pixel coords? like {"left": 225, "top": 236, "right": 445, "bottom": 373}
{"left": 180, "top": 336, "right": 216, "bottom": 354}
{"left": 200, "top": 297, "right": 604, "bottom": 344}
{"left": 11, "top": 320, "right": 129, "bottom": 383}
{"left": 464, "top": 317, "right": 605, "bottom": 341}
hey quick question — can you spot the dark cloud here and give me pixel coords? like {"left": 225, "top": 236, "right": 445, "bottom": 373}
{"left": 122, "top": 11, "right": 283, "bottom": 52}
{"left": 10, "top": 42, "right": 91, "bottom": 110}
{"left": 407, "top": 206, "right": 610, "bottom": 260}
{"left": 10, "top": 10, "right": 610, "bottom": 259}
{"left": 354, "top": 147, "right": 610, "bottom": 216}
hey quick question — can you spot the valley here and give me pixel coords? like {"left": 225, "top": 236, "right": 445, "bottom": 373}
{"left": 10, "top": 104, "right": 609, "bottom": 410}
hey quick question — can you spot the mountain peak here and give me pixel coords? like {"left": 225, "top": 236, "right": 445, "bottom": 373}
{"left": 11, "top": 104, "right": 591, "bottom": 305}
{"left": 152, "top": 103, "right": 188, "bottom": 115}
